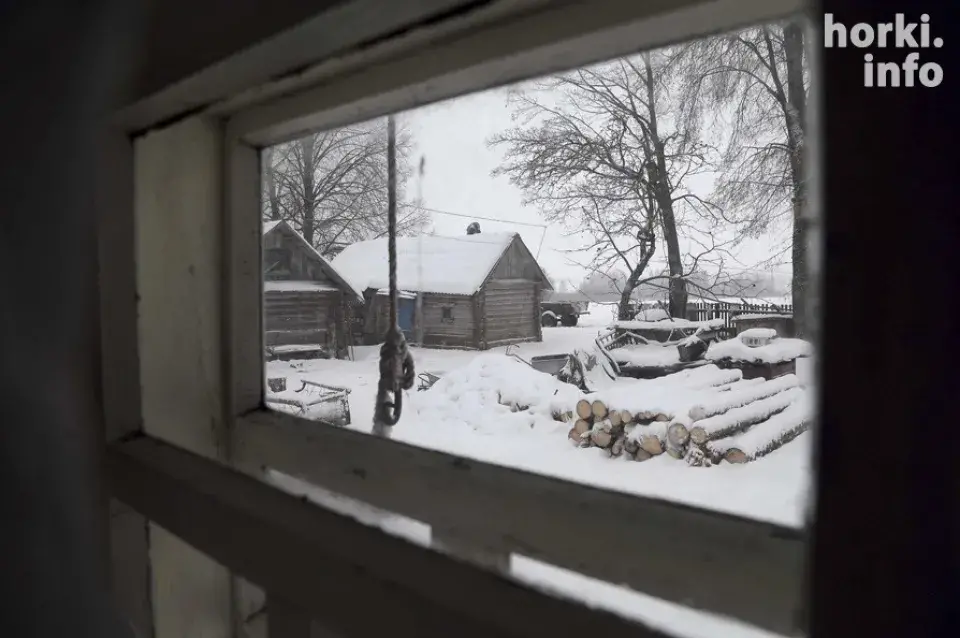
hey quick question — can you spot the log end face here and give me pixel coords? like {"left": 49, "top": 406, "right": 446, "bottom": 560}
{"left": 724, "top": 449, "right": 748, "bottom": 464}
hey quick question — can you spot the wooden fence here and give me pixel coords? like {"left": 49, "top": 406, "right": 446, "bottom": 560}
{"left": 686, "top": 301, "right": 794, "bottom": 337}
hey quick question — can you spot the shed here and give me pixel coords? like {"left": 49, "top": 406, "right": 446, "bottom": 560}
{"left": 332, "top": 231, "right": 553, "bottom": 349}
{"left": 262, "top": 220, "right": 363, "bottom": 359}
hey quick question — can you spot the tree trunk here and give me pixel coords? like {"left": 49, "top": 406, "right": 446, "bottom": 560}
{"left": 783, "top": 21, "right": 808, "bottom": 337}
{"left": 263, "top": 146, "right": 281, "bottom": 221}
{"left": 299, "top": 135, "right": 317, "bottom": 245}
{"left": 643, "top": 54, "right": 687, "bottom": 319}
{"left": 655, "top": 174, "right": 687, "bottom": 318}
{"left": 617, "top": 283, "right": 636, "bottom": 320}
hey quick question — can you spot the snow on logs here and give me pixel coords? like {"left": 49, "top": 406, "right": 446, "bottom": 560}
{"left": 687, "top": 374, "right": 799, "bottom": 422}
{"left": 687, "top": 386, "right": 803, "bottom": 445}
{"left": 556, "top": 367, "right": 810, "bottom": 466}
{"left": 704, "top": 395, "right": 812, "bottom": 463}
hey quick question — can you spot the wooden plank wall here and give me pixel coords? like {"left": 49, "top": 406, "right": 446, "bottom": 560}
{"left": 421, "top": 294, "right": 476, "bottom": 348}
{"left": 263, "top": 227, "right": 336, "bottom": 283}
{"left": 486, "top": 237, "right": 543, "bottom": 281}
{"left": 481, "top": 280, "right": 537, "bottom": 345}
{"left": 264, "top": 290, "right": 335, "bottom": 346}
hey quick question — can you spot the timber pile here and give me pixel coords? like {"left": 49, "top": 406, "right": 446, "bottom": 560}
{"left": 556, "top": 370, "right": 811, "bottom": 467}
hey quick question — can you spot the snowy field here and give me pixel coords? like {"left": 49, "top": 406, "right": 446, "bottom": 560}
{"left": 265, "top": 305, "right": 814, "bottom": 638}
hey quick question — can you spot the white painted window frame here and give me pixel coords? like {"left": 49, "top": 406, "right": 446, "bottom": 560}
{"left": 110, "top": 1, "right": 812, "bottom": 636}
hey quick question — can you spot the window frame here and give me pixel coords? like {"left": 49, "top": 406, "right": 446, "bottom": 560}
{"left": 222, "top": 0, "right": 809, "bottom": 633}
{"left": 112, "top": 0, "right": 816, "bottom": 636}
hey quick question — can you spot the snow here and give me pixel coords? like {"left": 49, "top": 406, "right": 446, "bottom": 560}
{"left": 375, "top": 288, "right": 417, "bottom": 299}
{"left": 688, "top": 375, "right": 799, "bottom": 422}
{"left": 614, "top": 318, "right": 726, "bottom": 331}
{"left": 634, "top": 306, "right": 671, "bottom": 322}
{"left": 690, "top": 387, "right": 804, "bottom": 440}
{"left": 706, "top": 337, "right": 813, "bottom": 364}
{"left": 267, "top": 344, "right": 324, "bottom": 353}
{"left": 711, "top": 393, "right": 813, "bottom": 457}
{"left": 267, "top": 328, "right": 811, "bottom": 525}
{"left": 262, "top": 220, "right": 283, "bottom": 234}
{"left": 738, "top": 328, "right": 778, "bottom": 341}
{"left": 587, "top": 365, "right": 742, "bottom": 422}
{"left": 264, "top": 280, "right": 339, "bottom": 292}
{"left": 732, "top": 313, "right": 792, "bottom": 321}
{"left": 608, "top": 343, "right": 681, "bottom": 367}
{"left": 264, "top": 325, "right": 814, "bottom": 638}
{"left": 332, "top": 232, "right": 517, "bottom": 295}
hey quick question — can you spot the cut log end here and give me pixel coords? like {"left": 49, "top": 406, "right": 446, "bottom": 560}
{"left": 632, "top": 448, "right": 653, "bottom": 462}
{"left": 591, "top": 429, "right": 614, "bottom": 448}
{"left": 667, "top": 423, "right": 689, "bottom": 446}
{"left": 639, "top": 435, "right": 663, "bottom": 456}
{"left": 576, "top": 399, "right": 593, "bottom": 420}
{"left": 665, "top": 438, "right": 686, "bottom": 459}
{"left": 591, "top": 399, "right": 608, "bottom": 420}
{"left": 688, "top": 426, "right": 708, "bottom": 445}
{"left": 609, "top": 436, "right": 626, "bottom": 457}
{"left": 574, "top": 419, "right": 591, "bottom": 436}
{"left": 724, "top": 448, "right": 748, "bottom": 464}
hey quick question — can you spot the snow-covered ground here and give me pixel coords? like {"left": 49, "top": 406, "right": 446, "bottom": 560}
{"left": 265, "top": 304, "right": 814, "bottom": 638}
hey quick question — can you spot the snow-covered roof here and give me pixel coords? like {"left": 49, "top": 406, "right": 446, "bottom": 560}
{"left": 262, "top": 221, "right": 363, "bottom": 302}
{"left": 262, "top": 220, "right": 283, "bottom": 235}
{"left": 264, "top": 281, "right": 340, "bottom": 293}
{"left": 332, "top": 232, "right": 532, "bottom": 296}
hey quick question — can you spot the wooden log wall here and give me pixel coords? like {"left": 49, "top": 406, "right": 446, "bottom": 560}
{"left": 481, "top": 279, "right": 538, "bottom": 345}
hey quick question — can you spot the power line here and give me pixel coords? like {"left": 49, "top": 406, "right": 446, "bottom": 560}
{"left": 419, "top": 204, "right": 547, "bottom": 229}
{"left": 417, "top": 204, "right": 548, "bottom": 259}
{"left": 401, "top": 205, "right": 789, "bottom": 276}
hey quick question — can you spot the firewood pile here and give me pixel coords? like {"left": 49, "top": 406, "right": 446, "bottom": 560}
{"left": 555, "top": 365, "right": 811, "bottom": 467}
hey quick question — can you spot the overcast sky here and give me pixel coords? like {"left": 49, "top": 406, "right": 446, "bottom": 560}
{"left": 401, "top": 80, "right": 791, "bottom": 289}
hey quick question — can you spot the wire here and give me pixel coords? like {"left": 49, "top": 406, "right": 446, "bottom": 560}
{"left": 418, "top": 204, "right": 547, "bottom": 229}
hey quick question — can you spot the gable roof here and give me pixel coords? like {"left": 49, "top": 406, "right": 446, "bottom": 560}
{"left": 332, "top": 232, "right": 551, "bottom": 296}
{"left": 262, "top": 220, "right": 363, "bottom": 302}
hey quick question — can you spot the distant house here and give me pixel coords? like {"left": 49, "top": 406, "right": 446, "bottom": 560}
{"left": 332, "top": 231, "right": 553, "bottom": 349}
{"left": 262, "top": 220, "right": 363, "bottom": 359}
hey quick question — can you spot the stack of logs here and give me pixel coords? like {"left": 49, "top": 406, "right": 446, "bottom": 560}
{"left": 560, "top": 374, "right": 810, "bottom": 467}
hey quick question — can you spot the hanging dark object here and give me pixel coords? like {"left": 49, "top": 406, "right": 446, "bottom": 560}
{"left": 466, "top": 221, "right": 481, "bottom": 235}
{"left": 372, "top": 115, "right": 416, "bottom": 436}
{"left": 636, "top": 225, "right": 655, "bottom": 258}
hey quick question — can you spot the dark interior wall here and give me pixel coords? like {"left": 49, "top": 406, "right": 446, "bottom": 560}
{"left": 132, "top": 0, "right": 350, "bottom": 102}
{"left": 117, "top": 0, "right": 491, "bottom": 127}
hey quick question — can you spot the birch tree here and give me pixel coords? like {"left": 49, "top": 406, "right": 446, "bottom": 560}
{"left": 671, "top": 20, "right": 811, "bottom": 334}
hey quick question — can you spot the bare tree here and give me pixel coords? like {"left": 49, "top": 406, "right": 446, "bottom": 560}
{"left": 565, "top": 224, "right": 750, "bottom": 320}
{"left": 263, "top": 118, "right": 431, "bottom": 255}
{"left": 671, "top": 20, "right": 810, "bottom": 334}
{"left": 489, "top": 51, "right": 724, "bottom": 319}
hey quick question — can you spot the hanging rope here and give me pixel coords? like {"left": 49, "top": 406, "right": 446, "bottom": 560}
{"left": 373, "top": 115, "right": 415, "bottom": 435}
